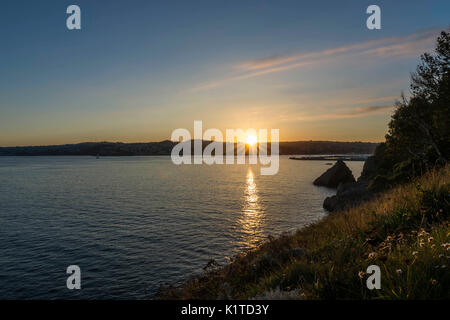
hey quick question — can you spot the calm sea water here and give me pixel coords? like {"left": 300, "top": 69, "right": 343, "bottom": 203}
{"left": 0, "top": 156, "right": 363, "bottom": 299}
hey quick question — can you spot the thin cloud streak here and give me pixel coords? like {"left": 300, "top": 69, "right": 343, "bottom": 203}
{"left": 282, "top": 105, "right": 395, "bottom": 122}
{"left": 361, "top": 36, "right": 435, "bottom": 57}
{"left": 236, "top": 54, "right": 299, "bottom": 71}
{"left": 192, "top": 60, "right": 316, "bottom": 91}
{"left": 239, "top": 28, "right": 438, "bottom": 71}
{"left": 340, "top": 105, "right": 395, "bottom": 116}
{"left": 190, "top": 28, "right": 441, "bottom": 92}
{"left": 353, "top": 95, "right": 399, "bottom": 104}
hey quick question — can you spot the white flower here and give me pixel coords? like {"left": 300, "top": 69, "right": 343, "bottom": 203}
{"left": 418, "top": 230, "right": 430, "bottom": 237}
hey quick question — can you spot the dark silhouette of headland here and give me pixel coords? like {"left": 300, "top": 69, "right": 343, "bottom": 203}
{"left": 0, "top": 140, "right": 378, "bottom": 156}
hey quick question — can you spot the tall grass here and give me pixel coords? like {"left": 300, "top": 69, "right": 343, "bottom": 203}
{"left": 158, "top": 165, "right": 449, "bottom": 300}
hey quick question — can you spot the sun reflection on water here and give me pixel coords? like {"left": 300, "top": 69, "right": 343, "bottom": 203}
{"left": 238, "top": 168, "right": 265, "bottom": 250}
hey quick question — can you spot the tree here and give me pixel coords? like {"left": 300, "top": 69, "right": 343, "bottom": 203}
{"left": 369, "top": 30, "right": 449, "bottom": 190}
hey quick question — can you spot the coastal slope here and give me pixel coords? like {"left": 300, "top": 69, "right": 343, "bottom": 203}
{"left": 159, "top": 164, "right": 449, "bottom": 299}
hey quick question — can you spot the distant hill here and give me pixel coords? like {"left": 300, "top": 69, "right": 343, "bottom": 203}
{"left": 0, "top": 140, "right": 378, "bottom": 156}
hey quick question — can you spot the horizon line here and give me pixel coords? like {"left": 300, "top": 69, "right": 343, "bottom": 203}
{"left": 0, "top": 139, "right": 383, "bottom": 148}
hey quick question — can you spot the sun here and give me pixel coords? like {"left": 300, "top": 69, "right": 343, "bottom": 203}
{"left": 245, "top": 135, "right": 258, "bottom": 146}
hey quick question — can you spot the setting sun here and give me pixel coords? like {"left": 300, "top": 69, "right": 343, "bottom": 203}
{"left": 245, "top": 135, "right": 258, "bottom": 146}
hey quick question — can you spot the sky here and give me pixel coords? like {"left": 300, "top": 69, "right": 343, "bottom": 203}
{"left": 0, "top": 0, "right": 449, "bottom": 146}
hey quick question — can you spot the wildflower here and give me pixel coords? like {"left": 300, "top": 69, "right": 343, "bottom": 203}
{"left": 386, "top": 236, "right": 393, "bottom": 242}
{"left": 358, "top": 271, "right": 365, "bottom": 279}
{"left": 412, "top": 251, "right": 418, "bottom": 256}
{"left": 431, "top": 244, "right": 436, "bottom": 248}
{"left": 368, "top": 252, "right": 377, "bottom": 259}
{"left": 396, "top": 269, "right": 402, "bottom": 275}
{"left": 439, "top": 254, "right": 444, "bottom": 258}
{"left": 428, "top": 237, "right": 434, "bottom": 243}
{"left": 430, "top": 279, "right": 437, "bottom": 285}
{"left": 418, "top": 230, "right": 430, "bottom": 237}
{"left": 419, "top": 241, "right": 425, "bottom": 248}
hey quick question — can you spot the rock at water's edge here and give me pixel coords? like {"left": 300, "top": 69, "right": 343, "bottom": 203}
{"left": 321, "top": 155, "right": 377, "bottom": 212}
{"left": 323, "top": 195, "right": 339, "bottom": 211}
{"left": 323, "top": 180, "right": 372, "bottom": 212}
{"left": 313, "top": 160, "right": 355, "bottom": 188}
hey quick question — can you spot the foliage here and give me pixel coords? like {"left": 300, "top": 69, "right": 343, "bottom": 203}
{"left": 371, "top": 31, "right": 450, "bottom": 190}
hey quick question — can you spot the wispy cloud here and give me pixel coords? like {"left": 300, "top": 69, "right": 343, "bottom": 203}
{"left": 236, "top": 54, "right": 299, "bottom": 71}
{"left": 337, "top": 105, "right": 395, "bottom": 117}
{"left": 190, "top": 28, "right": 441, "bottom": 92}
{"left": 282, "top": 105, "right": 395, "bottom": 122}
{"left": 353, "top": 95, "right": 399, "bottom": 105}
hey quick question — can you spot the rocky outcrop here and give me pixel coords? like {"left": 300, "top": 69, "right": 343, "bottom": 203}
{"left": 321, "top": 157, "right": 376, "bottom": 212}
{"left": 313, "top": 160, "right": 355, "bottom": 188}
{"left": 323, "top": 180, "right": 372, "bottom": 212}
{"left": 358, "top": 155, "right": 377, "bottom": 182}
{"left": 323, "top": 195, "right": 339, "bottom": 212}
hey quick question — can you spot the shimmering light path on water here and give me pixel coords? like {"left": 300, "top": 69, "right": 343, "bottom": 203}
{"left": 0, "top": 156, "right": 362, "bottom": 299}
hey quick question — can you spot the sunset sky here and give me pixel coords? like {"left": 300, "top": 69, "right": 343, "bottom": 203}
{"left": 1, "top": 0, "right": 449, "bottom": 146}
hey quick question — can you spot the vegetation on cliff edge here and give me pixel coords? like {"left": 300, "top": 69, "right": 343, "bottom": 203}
{"left": 367, "top": 30, "right": 449, "bottom": 192}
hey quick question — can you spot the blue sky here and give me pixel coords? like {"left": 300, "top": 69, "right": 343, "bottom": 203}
{"left": 0, "top": 0, "right": 449, "bottom": 146}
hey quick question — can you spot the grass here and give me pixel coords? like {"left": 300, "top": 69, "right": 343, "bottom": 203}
{"left": 158, "top": 165, "right": 450, "bottom": 300}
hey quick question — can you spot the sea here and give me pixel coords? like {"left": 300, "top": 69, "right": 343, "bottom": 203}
{"left": 0, "top": 156, "right": 363, "bottom": 299}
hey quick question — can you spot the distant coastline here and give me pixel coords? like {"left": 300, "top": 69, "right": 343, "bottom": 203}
{"left": 0, "top": 140, "right": 378, "bottom": 156}
{"left": 289, "top": 155, "right": 369, "bottom": 161}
